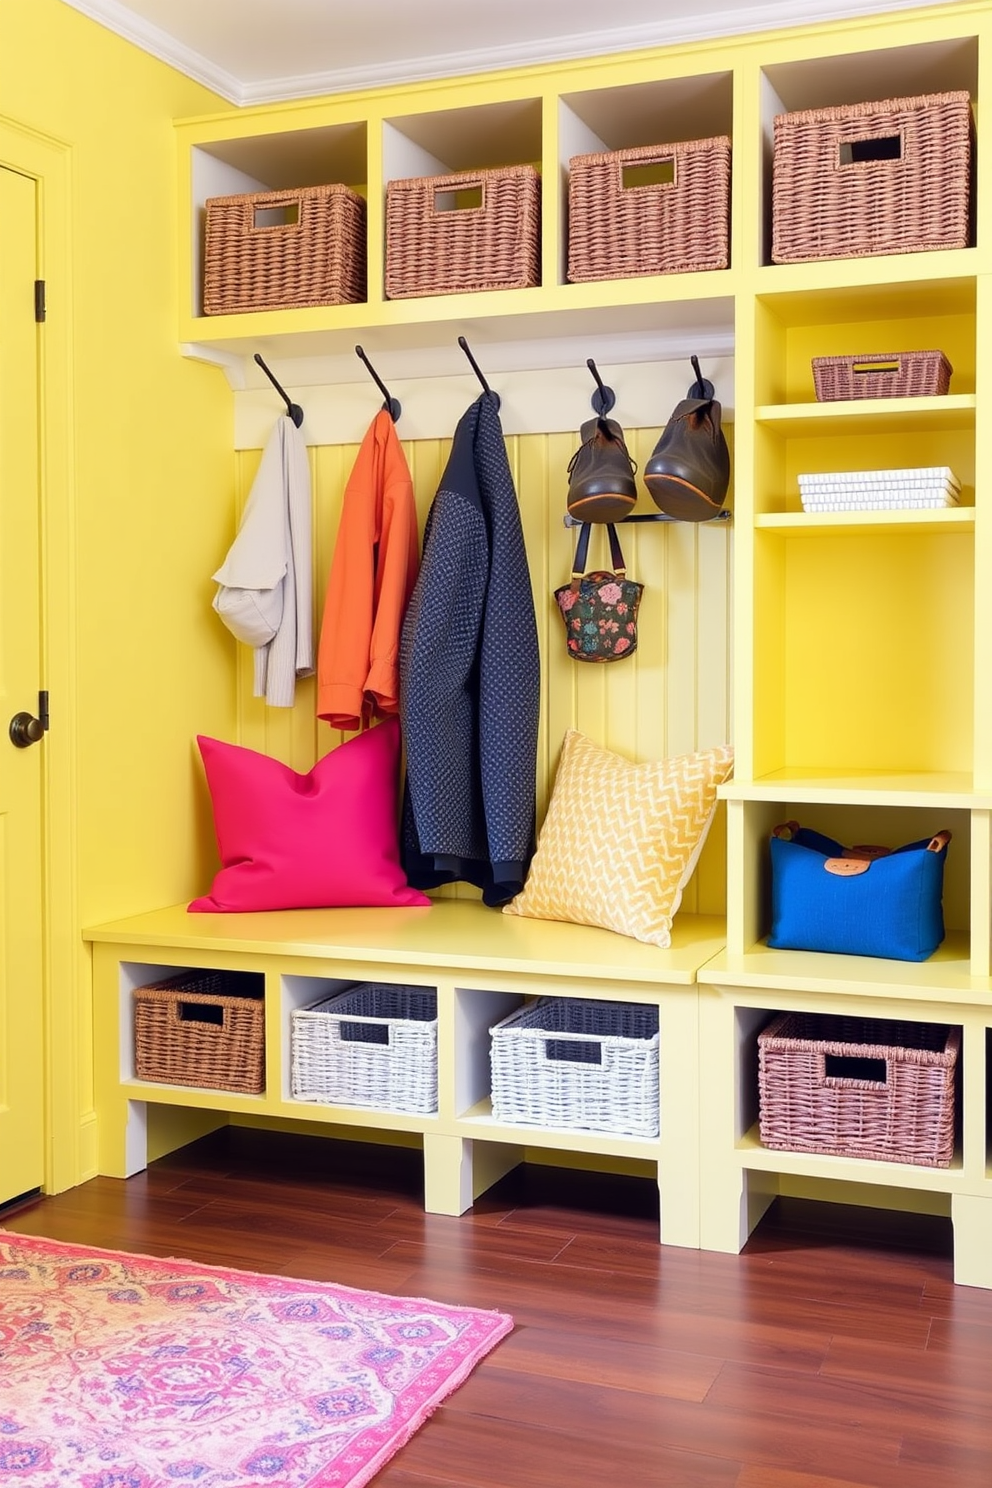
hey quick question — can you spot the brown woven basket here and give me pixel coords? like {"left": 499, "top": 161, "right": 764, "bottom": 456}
{"left": 567, "top": 136, "right": 731, "bottom": 281}
{"left": 771, "top": 91, "right": 973, "bottom": 264}
{"left": 758, "top": 1012, "right": 959, "bottom": 1167}
{"left": 812, "top": 350, "right": 953, "bottom": 401}
{"left": 134, "top": 971, "right": 265, "bottom": 1094}
{"left": 203, "top": 184, "right": 367, "bottom": 315}
{"left": 385, "top": 165, "right": 540, "bottom": 299}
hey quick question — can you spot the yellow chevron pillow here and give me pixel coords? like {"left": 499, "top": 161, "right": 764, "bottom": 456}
{"left": 505, "top": 730, "right": 734, "bottom": 947}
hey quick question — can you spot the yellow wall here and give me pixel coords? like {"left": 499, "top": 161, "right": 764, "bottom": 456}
{"left": 0, "top": 0, "right": 240, "bottom": 1184}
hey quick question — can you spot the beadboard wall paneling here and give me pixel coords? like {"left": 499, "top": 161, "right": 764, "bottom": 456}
{"left": 231, "top": 430, "right": 733, "bottom": 913}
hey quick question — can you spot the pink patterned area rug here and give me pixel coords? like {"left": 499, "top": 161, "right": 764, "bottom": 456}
{"left": 0, "top": 1230, "right": 512, "bottom": 1487}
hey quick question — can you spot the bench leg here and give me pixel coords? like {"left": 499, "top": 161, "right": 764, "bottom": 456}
{"left": 700, "top": 1165, "right": 779, "bottom": 1254}
{"left": 423, "top": 1134, "right": 521, "bottom": 1216}
{"left": 952, "top": 1193, "right": 992, "bottom": 1289}
{"left": 97, "top": 1096, "right": 149, "bottom": 1179}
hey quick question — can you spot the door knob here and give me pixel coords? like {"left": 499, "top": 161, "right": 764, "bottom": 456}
{"left": 9, "top": 711, "right": 45, "bottom": 748}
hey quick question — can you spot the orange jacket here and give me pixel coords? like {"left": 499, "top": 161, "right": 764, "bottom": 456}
{"left": 317, "top": 410, "right": 420, "bottom": 731}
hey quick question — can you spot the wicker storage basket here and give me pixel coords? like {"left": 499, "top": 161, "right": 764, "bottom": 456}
{"left": 291, "top": 984, "right": 437, "bottom": 1114}
{"left": 489, "top": 998, "right": 659, "bottom": 1138}
{"left": 133, "top": 971, "right": 265, "bottom": 1094}
{"left": 771, "top": 91, "right": 974, "bottom": 264}
{"left": 203, "top": 183, "right": 367, "bottom": 315}
{"left": 812, "top": 350, "right": 952, "bottom": 401}
{"left": 385, "top": 165, "right": 540, "bottom": 298}
{"left": 567, "top": 136, "right": 731, "bottom": 282}
{"left": 758, "top": 1012, "right": 959, "bottom": 1167}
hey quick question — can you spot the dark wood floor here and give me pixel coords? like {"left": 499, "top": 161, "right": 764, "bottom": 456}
{"left": 4, "top": 1127, "right": 992, "bottom": 1487}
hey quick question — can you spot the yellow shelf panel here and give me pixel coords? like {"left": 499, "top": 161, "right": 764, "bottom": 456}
{"left": 118, "top": 1078, "right": 441, "bottom": 1132}
{"left": 755, "top": 394, "right": 976, "bottom": 437}
{"left": 752, "top": 258, "right": 979, "bottom": 318}
{"left": 736, "top": 1123, "right": 970, "bottom": 1192}
{"left": 180, "top": 274, "right": 736, "bottom": 361}
{"left": 755, "top": 507, "right": 973, "bottom": 537}
{"left": 458, "top": 1098, "right": 661, "bottom": 1159}
{"left": 85, "top": 900, "right": 727, "bottom": 987}
{"left": 720, "top": 770, "right": 990, "bottom": 808}
{"left": 699, "top": 935, "right": 992, "bottom": 1003}
{"left": 117, "top": 1080, "right": 269, "bottom": 1115}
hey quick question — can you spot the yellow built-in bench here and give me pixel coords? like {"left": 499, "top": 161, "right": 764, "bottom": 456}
{"left": 85, "top": 900, "right": 727, "bottom": 1249}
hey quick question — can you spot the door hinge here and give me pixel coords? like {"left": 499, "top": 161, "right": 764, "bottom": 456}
{"left": 34, "top": 280, "right": 46, "bottom": 323}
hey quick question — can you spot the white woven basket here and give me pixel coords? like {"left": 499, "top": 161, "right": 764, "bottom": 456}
{"left": 489, "top": 998, "right": 659, "bottom": 1138}
{"left": 291, "top": 983, "right": 437, "bottom": 1115}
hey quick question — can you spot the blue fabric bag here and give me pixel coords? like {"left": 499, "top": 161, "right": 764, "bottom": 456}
{"left": 767, "top": 822, "right": 951, "bottom": 962}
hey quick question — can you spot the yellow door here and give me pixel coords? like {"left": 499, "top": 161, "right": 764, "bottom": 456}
{"left": 0, "top": 163, "right": 45, "bottom": 1206}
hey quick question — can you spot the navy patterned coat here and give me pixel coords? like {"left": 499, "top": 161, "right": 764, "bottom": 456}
{"left": 399, "top": 392, "right": 540, "bottom": 906}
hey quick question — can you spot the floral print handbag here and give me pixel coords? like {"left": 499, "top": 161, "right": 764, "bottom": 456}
{"left": 554, "top": 522, "right": 644, "bottom": 662}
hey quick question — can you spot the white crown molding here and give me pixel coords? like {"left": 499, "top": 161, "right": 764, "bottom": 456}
{"left": 240, "top": 1, "right": 950, "bottom": 104}
{"left": 59, "top": 0, "right": 244, "bottom": 103}
{"left": 62, "top": 0, "right": 949, "bottom": 108}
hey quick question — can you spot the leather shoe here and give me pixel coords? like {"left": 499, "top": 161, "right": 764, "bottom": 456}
{"left": 566, "top": 416, "right": 637, "bottom": 524}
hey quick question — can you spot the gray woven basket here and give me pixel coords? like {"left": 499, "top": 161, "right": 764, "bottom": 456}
{"left": 567, "top": 136, "right": 731, "bottom": 281}
{"left": 771, "top": 91, "right": 973, "bottom": 264}
{"left": 490, "top": 997, "right": 659, "bottom": 1138}
{"left": 758, "top": 1012, "right": 959, "bottom": 1167}
{"left": 291, "top": 983, "right": 437, "bottom": 1115}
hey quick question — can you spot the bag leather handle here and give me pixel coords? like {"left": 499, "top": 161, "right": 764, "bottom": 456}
{"left": 570, "top": 523, "right": 626, "bottom": 590}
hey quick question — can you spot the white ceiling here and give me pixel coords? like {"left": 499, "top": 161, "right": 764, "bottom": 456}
{"left": 61, "top": 0, "right": 959, "bottom": 106}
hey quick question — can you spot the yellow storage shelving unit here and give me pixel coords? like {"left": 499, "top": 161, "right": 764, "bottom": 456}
{"left": 85, "top": 1, "right": 992, "bottom": 1284}
{"left": 698, "top": 8, "right": 992, "bottom": 1285}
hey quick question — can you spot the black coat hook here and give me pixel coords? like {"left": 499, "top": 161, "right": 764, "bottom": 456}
{"left": 355, "top": 345, "right": 401, "bottom": 422}
{"left": 586, "top": 358, "right": 616, "bottom": 416}
{"left": 458, "top": 336, "right": 500, "bottom": 411}
{"left": 688, "top": 354, "right": 715, "bottom": 401}
{"left": 254, "top": 353, "right": 304, "bottom": 427}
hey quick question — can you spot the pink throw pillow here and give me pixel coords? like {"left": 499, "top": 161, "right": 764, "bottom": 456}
{"left": 189, "top": 716, "right": 430, "bottom": 912}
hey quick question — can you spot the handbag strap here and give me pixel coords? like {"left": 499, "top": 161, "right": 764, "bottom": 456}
{"left": 570, "top": 523, "right": 627, "bottom": 590}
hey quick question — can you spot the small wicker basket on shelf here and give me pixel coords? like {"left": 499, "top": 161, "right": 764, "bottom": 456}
{"left": 133, "top": 970, "right": 265, "bottom": 1094}
{"left": 489, "top": 997, "right": 659, "bottom": 1138}
{"left": 291, "top": 984, "right": 438, "bottom": 1115}
{"left": 203, "top": 183, "right": 367, "bottom": 315}
{"left": 758, "top": 1012, "right": 959, "bottom": 1167}
{"left": 811, "top": 350, "right": 952, "bottom": 401}
{"left": 567, "top": 136, "right": 731, "bottom": 282}
{"left": 384, "top": 165, "right": 541, "bottom": 298}
{"left": 771, "top": 90, "right": 974, "bottom": 264}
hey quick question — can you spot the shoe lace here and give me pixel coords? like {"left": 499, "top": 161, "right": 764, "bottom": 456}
{"left": 566, "top": 426, "right": 638, "bottom": 477}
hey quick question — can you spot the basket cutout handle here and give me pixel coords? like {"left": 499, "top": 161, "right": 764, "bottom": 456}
{"left": 853, "top": 359, "right": 902, "bottom": 377}
{"left": 821, "top": 1052, "right": 888, "bottom": 1090}
{"left": 340, "top": 1020, "right": 390, "bottom": 1046}
{"left": 249, "top": 198, "right": 302, "bottom": 232}
{"left": 173, "top": 1000, "right": 225, "bottom": 1031}
{"left": 838, "top": 132, "right": 903, "bottom": 168}
{"left": 544, "top": 1037, "right": 603, "bottom": 1065}
{"left": 433, "top": 181, "right": 485, "bottom": 215}
{"left": 620, "top": 157, "right": 676, "bottom": 191}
